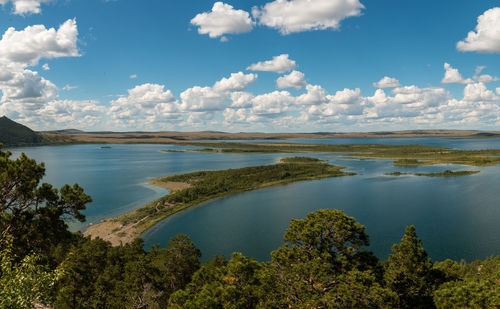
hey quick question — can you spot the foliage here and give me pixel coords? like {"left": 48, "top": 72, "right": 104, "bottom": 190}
{"left": 54, "top": 235, "right": 200, "bottom": 309}
{"left": 0, "top": 117, "right": 43, "bottom": 147}
{"left": 116, "top": 159, "right": 352, "bottom": 235}
{"left": 0, "top": 232, "right": 64, "bottom": 309}
{"left": 0, "top": 145, "right": 92, "bottom": 261}
{"left": 385, "top": 226, "right": 435, "bottom": 308}
{"left": 433, "top": 257, "right": 500, "bottom": 308}
{"left": 2, "top": 149, "right": 500, "bottom": 308}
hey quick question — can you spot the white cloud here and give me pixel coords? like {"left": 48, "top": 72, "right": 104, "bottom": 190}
{"left": 191, "top": 2, "right": 254, "bottom": 40}
{"left": 38, "top": 100, "right": 107, "bottom": 129}
{"left": 42, "top": 63, "right": 50, "bottom": 71}
{"left": 0, "top": 69, "right": 57, "bottom": 107}
{"left": 0, "top": 19, "right": 79, "bottom": 68}
{"left": 247, "top": 54, "right": 297, "bottom": 73}
{"left": 130, "top": 74, "right": 137, "bottom": 79}
{"left": 213, "top": 72, "right": 258, "bottom": 92}
{"left": 230, "top": 91, "right": 254, "bottom": 108}
{"left": 373, "top": 76, "right": 400, "bottom": 88}
{"left": 252, "top": 91, "right": 295, "bottom": 117}
{"left": 276, "top": 70, "right": 306, "bottom": 89}
{"left": 62, "top": 85, "right": 77, "bottom": 91}
{"left": 110, "top": 83, "right": 181, "bottom": 128}
{"left": 457, "top": 7, "right": 500, "bottom": 53}
{"left": 180, "top": 86, "right": 228, "bottom": 112}
{"left": 0, "top": 0, "right": 51, "bottom": 15}
{"left": 463, "top": 82, "right": 500, "bottom": 102}
{"left": 252, "top": 0, "right": 364, "bottom": 35}
{"left": 497, "top": 88, "right": 500, "bottom": 96}
{"left": 441, "top": 63, "right": 473, "bottom": 84}
{"left": 297, "top": 84, "right": 328, "bottom": 105}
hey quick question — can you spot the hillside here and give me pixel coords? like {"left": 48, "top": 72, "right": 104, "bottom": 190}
{"left": 0, "top": 116, "right": 44, "bottom": 146}
{"left": 0, "top": 116, "right": 74, "bottom": 147}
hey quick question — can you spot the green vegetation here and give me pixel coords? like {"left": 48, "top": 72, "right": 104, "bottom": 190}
{"left": 385, "top": 170, "right": 480, "bottom": 177}
{"left": 0, "top": 116, "right": 44, "bottom": 147}
{"left": 385, "top": 172, "right": 410, "bottom": 176}
{"left": 2, "top": 146, "right": 500, "bottom": 308}
{"left": 393, "top": 158, "right": 426, "bottom": 166}
{"left": 279, "top": 156, "right": 324, "bottom": 163}
{"left": 168, "top": 141, "right": 500, "bottom": 167}
{"left": 110, "top": 157, "right": 353, "bottom": 240}
{"left": 162, "top": 149, "right": 185, "bottom": 153}
{"left": 415, "top": 170, "right": 480, "bottom": 177}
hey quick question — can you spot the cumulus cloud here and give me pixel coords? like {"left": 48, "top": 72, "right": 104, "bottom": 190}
{"left": 180, "top": 86, "right": 228, "bottom": 112}
{"left": 0, "top": 0, "right": 51, "bottom": 15}
{"left": 463, "top": 82, "right": 500, "bottom": 102}
{"left": 180, "top": 72, "right": 257, "bottom": 112}
{"left": 38, "top": 100, "right": 107, "bottom": 129}
{"left": 110, "top": 83, "right": 181, "bottom": 128}
{"left": 296, "top": 84, "right": 328, "bottom": 105}
{"left": 247, "top": 54, "right": 297, "bottom": 73}
{"left": 252, "top": 91, "right": 295, "bottom": 117}
{"left": 373, "top": 76, "right": 400, "bottom": 88}
{"left": 0, "top": 19, "right": 79, "bottom": 68}
{"left": 457, "top": 7, "right": 500, "bottom": 53}
{"left": 441, "top": 63, "right": 473, "bottom": 84}
{"left": 276, "top": 70, "right": 306, "bottom": 89}
{"left": 213, "top": 72, "right": 258, "bottom": 92}
{"left": 191, "top": 2, "right": 254, "bottom": 40}
{"left": 252, "top": 0, "right": 365, "bottom": 35}
{"left": 42, "top": 63, "right": 50, "bottom": 71}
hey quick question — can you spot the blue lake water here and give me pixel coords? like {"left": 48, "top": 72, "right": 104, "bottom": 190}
{"left": 8, "top": 137, "right": 500, "bottom": 262}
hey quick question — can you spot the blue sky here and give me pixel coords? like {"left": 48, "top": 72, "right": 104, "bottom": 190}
{"left": 0, "top": 0, "right": 499, "bottom": 132}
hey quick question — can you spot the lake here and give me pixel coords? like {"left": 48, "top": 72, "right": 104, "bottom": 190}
{"left": 8, "top": 137, "right": 500, "bottom": 262}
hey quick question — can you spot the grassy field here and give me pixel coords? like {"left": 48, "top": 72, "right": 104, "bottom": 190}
{"left": 84, "top": 158, "right": 354, "bottom": 245}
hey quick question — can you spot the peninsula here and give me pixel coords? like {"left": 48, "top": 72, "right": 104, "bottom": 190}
{"left": 84, "top": 157, "right": 354, "bottom": 245}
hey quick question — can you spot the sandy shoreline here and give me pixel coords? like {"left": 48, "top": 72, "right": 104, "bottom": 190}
{"left": 83, "top": 179, "right": 190, "bottom": 246}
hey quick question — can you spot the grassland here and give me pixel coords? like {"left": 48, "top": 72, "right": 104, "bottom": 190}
{"left": 162, "top": 141, "right": 500, "bottom": 167}
{"left": 84, "top": 158, "right": 354, "bottom": 245}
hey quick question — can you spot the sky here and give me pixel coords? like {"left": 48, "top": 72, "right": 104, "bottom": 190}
{"left": 0, "top": 0, "right": 499, "bottom": 132}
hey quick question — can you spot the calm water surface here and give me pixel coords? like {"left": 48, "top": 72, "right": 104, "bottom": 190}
{"left": 9, "top": 137, "right": 500, "bottom": 262}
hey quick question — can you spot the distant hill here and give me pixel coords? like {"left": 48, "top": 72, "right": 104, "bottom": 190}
{"left": 0, "top": 116, "right": 44, "bottom": 147}
{"left": 0, "top": 117, "right": 75, "bottom": 147}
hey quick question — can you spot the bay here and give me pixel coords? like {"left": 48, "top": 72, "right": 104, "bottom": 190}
{"left": 8, "top": 137, "right": 500, "bottom": 262}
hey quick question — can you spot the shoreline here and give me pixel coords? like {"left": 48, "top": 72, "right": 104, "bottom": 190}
{"left": 83, "top": 159, "right": 353, "bottom": 246}
{"left": 83, "top": 180, "right": 190, "bottom": 246}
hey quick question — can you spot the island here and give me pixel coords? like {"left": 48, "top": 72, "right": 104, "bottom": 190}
{"left": 84, "top": 157, "right": 354, "bottom": 245}
{"left": 163, "top": 141, "right": 500, "bottom": 167}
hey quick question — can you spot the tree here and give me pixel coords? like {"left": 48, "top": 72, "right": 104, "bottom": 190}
{"left": 0, "top": 232, "right": 64, "bottom": 309}
{"left": 385, "top": 226, "right": 433, "bottom": 308}
{"left": 169, "top": 253, "right": 264, "bottom": 308}
{"left": 433, "top": 257, "right": 500, "bottom": 308}
{"left": 0, "top": 145, "right": 92, "bottom": 260}
{"left": 266, "top": 209, "right": 396, "bottom": 308}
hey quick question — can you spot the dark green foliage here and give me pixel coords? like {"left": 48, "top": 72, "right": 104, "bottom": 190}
{"left": 55, "top": 235, "right": 201, "bottom": 309}
{"left": 0, "top": 117, "right": 44, "bottom": 146}
{"left": 433, "top": 257, "right": 500, "bottom": 308}
{"left": 2, "top": 148, "right": 499, "bottom": 308}
{"left": 164, "top": 161, "right": 348, "bottom": 205}
{"left": 169, "top": 253, "right": 264, "bottom": 308}
{"left": 0, "top": 146, "right": 91, "bottom": 262}
{"left": 385, "top": 226, "right": 434, "bottom": 308}
{"left": 415, "top": 170, "right": 479, "bottom": 177}
{"left": 262, "top": 209, "right": 396, "bottom": 308}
